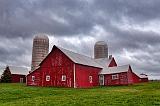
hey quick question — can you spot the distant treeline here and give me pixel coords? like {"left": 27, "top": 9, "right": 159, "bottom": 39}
{"left": 149, "top": 80, "right": 160, "bottom": 82}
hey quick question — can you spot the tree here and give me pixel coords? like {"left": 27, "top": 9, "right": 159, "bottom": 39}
{"left": 1, "top": 66, "right": 12, "bottom": 83}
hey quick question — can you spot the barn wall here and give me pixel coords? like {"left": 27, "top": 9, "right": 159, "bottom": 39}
{"left": 127, "top": 69, "right": 133, "bottom": 84}
{"left": 11, "top": 74, "right": 26, "bottom": 83}
{"left": 108, "top": 58, "right": 117, "bottom": 67}
{"left": 40, "top": 47, "right": 74, "bottom": 87}
{"left": 140, "top": 78, "right": 148, "bottom": 82}
{"left": 27, "top": 69, "right": 41, "bottom": 86}
{"left": 104, "top": 72, "right": 128, "bottom": 86}
{"left": 75, "top": 64, "right": 101, "bottom": 88}
{"left": 125, "top": 66, "right": 141, "bottom": 84}
{"left": 130, "top": 72, "right": 140, "bottom": 83}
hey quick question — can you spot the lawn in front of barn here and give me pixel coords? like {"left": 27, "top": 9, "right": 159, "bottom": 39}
{"left": 0, "top": 82, "right": 160, "bottom": 106}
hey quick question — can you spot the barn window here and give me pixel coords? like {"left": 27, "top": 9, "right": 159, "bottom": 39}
{"left": 62, "top": 75, "right": 66, "bottom": 81}
{"left": 32, "top": 76, "right": 35, "bottom": 81}
{"left": 46, "top": 75, "right": 50, "bottom": 81}
{"left": 112, "top": 74, "right": 119, "bottom": 80}
{"left": 89, "top": 76, "right": 93, "bottom": 83}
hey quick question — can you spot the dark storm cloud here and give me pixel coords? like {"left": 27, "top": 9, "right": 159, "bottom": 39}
{"left": 109, "top": 28, "right": 160, "bottom": 51}
{"left": 0, "top": 37, "right": 32, "bottom": 66}
{"left": 0, "top": 0, "right": 95, "bottom": 38}
{"left": 1, "top": 0, "right": 160, "bottom": 38}
{"left": 94, "top": 0, "right": 160, "bottom": 23}
{"left": 0, "top": 0, "right": 160, "bottom": 79}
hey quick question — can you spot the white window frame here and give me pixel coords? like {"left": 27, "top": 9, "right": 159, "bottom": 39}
{"left": 112, "top": 74, "right": 119, "bottom": 80}
{"left": 62, "top": 75, "right": 66, "bottom": 81}
{"left": 89, "top": 76, "right": 93, "bottom": 83}
{"left": 46, "top": 75, "right": 50, "bottom": 81}
{"left": 99, "top": 75, "right": 104, "bottom": 85}
{"left": 20, "top": 78, "right": 24, "bottom": 83}
{"left": 32, "top": 76, "right": 35, "bottom": 81}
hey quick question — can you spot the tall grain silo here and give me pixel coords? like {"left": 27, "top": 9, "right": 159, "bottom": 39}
{"left": 31, "top": 34, "right": 49, "bottom": 71}
{"left": 94, "top": 41, "right": 108, "bottom": 59}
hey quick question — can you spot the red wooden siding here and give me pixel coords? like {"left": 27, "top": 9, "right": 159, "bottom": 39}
{"left": 108, "top": 58, "right": 117, "bottom": 67}
{"left": 130, "top": 72, "right": 140, "bottom": 83}
{"left": 104, "top": 66, "right": 141, "bottom": 86}
{"left": 41, "top": 47, "right": 74, "bottom": 87}
{"left": 27, "top": 47, "right": 74, "bottom": 88}
{"left": 27, "top": 69, "right": 41, "bottom": 86}
{"left": 140, "top": 78, "right": 148, "bottom": 82}
{"left": 104, "top": 72, "right": 128, "bottom": 86}
{"left": 11, "top": 74, "right": 26, "bottom": 83}
{"left": 75, "top": 64, "right": 101, "bottom": 88}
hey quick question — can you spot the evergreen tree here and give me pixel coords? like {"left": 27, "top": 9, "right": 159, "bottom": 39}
{"left": 1, "top": 66, "right": 12, "bottom": 83}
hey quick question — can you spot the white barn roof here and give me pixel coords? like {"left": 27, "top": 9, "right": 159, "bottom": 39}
{"left": 100, "top": 65, "right": 130, "bottom": 74}
{"left": 34, "top": 45, "right": 136, "bottom": 77}
{"left": 139, "top": 74, "right": 148, "bottom": 78}
{"left": 94, "top": 58, "right": 112, "bottom": 68}
{"left": 0, "top": 66, "right": 29, "bottom": 77}
{"left": 58, "top": 46, "right": 103, "bottom": 68}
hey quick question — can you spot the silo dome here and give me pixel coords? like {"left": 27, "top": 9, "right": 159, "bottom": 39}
{"left": 34, "top": 34, "right": 49, "bottom": 39}
{"left": 94, "top": 41, "right": 108, "bottom": 59}
{"left": 31, "top": 34, "right": 49, "bottom": 71}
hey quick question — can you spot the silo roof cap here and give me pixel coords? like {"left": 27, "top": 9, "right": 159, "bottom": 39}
{"left": 95, "top": 41, "right": 107, "bottom": 45}
{"left": 34, "top": 34, "right": 49, "bottom": 40}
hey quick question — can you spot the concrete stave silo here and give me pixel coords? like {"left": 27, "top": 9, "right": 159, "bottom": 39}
{"left": 94, "top": 41, "right": 108, "bottom": 59}
{"left": 31, "top": 34, "right": 49, "bottom": 71}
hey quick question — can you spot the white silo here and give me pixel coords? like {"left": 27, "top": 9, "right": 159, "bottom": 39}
{"left": 31, "top": 34, "right": 49, "bottom": 71}
{"left": 94, "top": 41, "right": 108, "bottom": 59}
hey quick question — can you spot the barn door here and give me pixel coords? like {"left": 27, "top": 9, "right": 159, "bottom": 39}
{"left": 99, "top": 75, "right": 104, "bottom": 86}
{"left": 20, "top": 78, "right": 24, "bottom": 83}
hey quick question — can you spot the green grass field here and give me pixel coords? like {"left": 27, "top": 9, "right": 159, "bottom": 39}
{"left": 0, "top": 82, "right": 160, "bottom": 106}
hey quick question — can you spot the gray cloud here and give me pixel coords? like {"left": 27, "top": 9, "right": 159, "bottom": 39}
{"left": 0, "top": 0, "right": 96, "bottom": 38}
{"left": 0, "top": 0, "right": 160, "bottom": 79}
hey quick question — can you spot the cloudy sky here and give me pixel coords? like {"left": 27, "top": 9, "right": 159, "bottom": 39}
{"left": 0, "top": 0, "right": 160, "bottom": 79}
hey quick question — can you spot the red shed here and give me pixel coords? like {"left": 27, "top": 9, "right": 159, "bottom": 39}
{"left": 0, "top": 66, "right": 28, "bottom": 83}
{"left": 139, "top": 74, "right": 149, "bottom": 82}
{"left": 27, "top": 45, "right": 102, "bottom": 88}
{"left": 99, "top": 65, "right": 141, "bottom": 86}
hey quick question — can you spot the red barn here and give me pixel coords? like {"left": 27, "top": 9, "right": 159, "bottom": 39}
{"left": 27, "top": 45, "right": 104, "bottom": 88}
{"left": 11, "top": 74, "right": 26, "bottom": 83}
{"left": 99, "top": 65, "right": 141, "bottom": 86}
{"left": 0, "top": 66, "right": 28, "bottom": 83}
{"left": 27, "top": 45, "right": 146, "bottom": 88}
{"left": 139, "top": 74, "right": 149, "bottom": 82}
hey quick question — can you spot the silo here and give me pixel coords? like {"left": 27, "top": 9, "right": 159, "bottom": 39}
{"left": 31, "top": 34, "right": 49, "bottom": 71}
{"left": 94, "top": 41, "right": 108, "bottom": 59}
